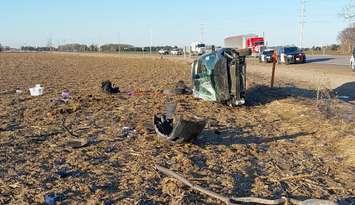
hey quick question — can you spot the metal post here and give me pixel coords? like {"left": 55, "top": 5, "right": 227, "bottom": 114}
{"left": 271, "top": 51, "right": 277, "bottom": 88}
{"left": 271, "top": 62, "right": 276, "bottom": 88}
{"left": 184, "top": 46, "right": 186, "bottom": 59}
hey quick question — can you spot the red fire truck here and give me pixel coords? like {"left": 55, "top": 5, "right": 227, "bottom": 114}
{"left": 224, "top": 34, "right": 265, "bottom": 57}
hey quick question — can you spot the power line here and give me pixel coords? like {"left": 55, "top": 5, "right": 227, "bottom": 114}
{"left": 299, "top": 0, "right": 306, "bottom": 49}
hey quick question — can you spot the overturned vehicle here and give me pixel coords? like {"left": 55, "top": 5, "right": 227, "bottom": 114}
{"left": 191, "top": 48, "right": 250, "bottom": 106}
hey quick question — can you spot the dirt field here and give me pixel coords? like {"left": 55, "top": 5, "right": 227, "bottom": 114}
{"left": 0, "top": 53, "right": 354, "bottom": 204}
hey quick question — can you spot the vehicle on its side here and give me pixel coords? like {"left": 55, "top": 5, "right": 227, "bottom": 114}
{"left": 158, "top": 49, "right": 169, "bottom": 55}
{"left": 259, "top": 49, "right": 274, "bottom": 63}
{"left": 191, "top": 48, "right": 251, "bottom": 106}
{"left": 170, "top": 49, "right": 183, "bottom": 55}
{"left": 277, "top": 46, "right": 306, "bottom": 64}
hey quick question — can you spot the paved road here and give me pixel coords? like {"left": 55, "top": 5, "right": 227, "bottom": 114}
{"left": 307, "top": 55, "right": 350, "bottom": 66}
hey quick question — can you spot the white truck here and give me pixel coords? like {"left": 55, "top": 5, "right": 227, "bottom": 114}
{"left": 190, "top": 41, "right": 206, "bottom": 56}
{"left": 224, "top": 34, "right": 265, "bottom": 57}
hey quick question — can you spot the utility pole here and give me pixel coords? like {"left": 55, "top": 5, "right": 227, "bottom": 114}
{"left": 149, "top": 28, "right": 152, "bottom": 55}
{"left": 200, "top": 23, "right": 204, "bottom": 42}
{"left": 299, "top": 0, "right": 306, "bottom": 49}
{"left": 118, "top": 32, "right": 121, "bottom": 54}
{"left": 47, "top": 36, "right": 53, "bottom": 51}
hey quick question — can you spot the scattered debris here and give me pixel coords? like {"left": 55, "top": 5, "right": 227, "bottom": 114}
{"left": 120, "top": 126, "right": 136, "bottom": 138}
{"left": 61, "top": 89, "right": 70, "bottom": 102}
{"left": 156, "top": 165, "right": 338, "bottom": 205}
{"left": 163, "top": 80, "right": 192, "bottom": 95}
{"left": 175, "top": 80, "right": 192, "bottom": 95}
{"left": 0, "top": 89, "right": 16, "bottom": 95}
{"left": 44, "top": 193, "right": 57, "bottom": 205}
{"left": 101, "top": 80, "right": 120, "bottom": 94}
{"left": 29, "top": 84, "right": 44, "bottom": 96}
{"left": 66, "top": 137, "right": 96, "bottom": 149}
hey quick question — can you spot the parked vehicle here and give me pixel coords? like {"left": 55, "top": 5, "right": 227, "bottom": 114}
{"left": 351, "top": 48, "right": 355, "bottom": 72}
{"left": 190, "top": 41, "right": 206, "bottom": 55}
{"left": 224, "top": 34, "right": 265, "bottom": 57}
{"left": 158, "top": 49, "right": 169, "bottom": 55}
{"left": 351, "top": 56, "right": 355, "bottom": 72}
{"left": 277, "top": 46, "right": 306, "bottom": 64}
{"left": 259, "top": 49, "right": 274, "bottom": 63}
{"left": 170, "top": 49, "right": 183, "bottom": 55}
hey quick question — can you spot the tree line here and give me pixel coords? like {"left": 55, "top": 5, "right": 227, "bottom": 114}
{"left": 13, "top": 43, "right": 179, "bottom": 53}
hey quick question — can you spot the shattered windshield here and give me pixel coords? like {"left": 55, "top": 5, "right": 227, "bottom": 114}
{"left": 199, "top": 53, "right": 218, "bottom": 75}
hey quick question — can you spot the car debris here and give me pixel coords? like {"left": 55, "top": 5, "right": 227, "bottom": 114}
{"left": 44, "top": 193, "right": 57, "bottom": 205}
{"left": 191, "top": 48, "right": 251, "bottom": 106}
{"left": 61, "top": 89, "right": 70, "bottom": 101}
{"left": 153, "top": 103, "right": 206, "bottom": 143}
{"left": 101, "top": 80, "right": 120, "bottom": 94}
{"left": 163, "top": 80, "right": 192, "bottom": 95}
{"left": 29, "top": 84, "right": 44, "bottom": 96}
{"left": 120, "top": 126, "right": 136, "bottom": 138}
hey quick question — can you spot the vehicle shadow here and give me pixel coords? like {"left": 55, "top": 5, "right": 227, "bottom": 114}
{"left": 334, "top": 81, "right": 355, "bottom": 104}
{"left": 245, "top": 85, "right": 315, "bottom": 106}
{"left": 194, "top": 127, "right": 307, "bottom": 147}
{"left": 306, "top": 57, "right": 335, "bottom": 63}
{"left": 337, "top": 197, "right": 355, "bottom": 205}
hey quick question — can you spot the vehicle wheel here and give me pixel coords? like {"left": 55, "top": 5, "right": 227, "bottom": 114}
{"left": 285, "top": 58, "right": 290, "bottom": 65}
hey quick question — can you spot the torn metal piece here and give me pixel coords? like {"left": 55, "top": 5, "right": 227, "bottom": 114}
{"left": 101, "top": 80, "right": 120, "bottom": 94}
{"left": 153, "top": 114, "right": 206, "bottom": 143}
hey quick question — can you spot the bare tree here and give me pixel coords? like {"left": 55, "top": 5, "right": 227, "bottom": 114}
{"left": 337, "top": 24, "right": 355, "bottom": 53}
{"left": 340, "top": 0, "right": 355, "bottom": 23}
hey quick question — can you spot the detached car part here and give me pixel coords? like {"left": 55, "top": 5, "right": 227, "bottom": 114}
{"left": 153, "top": 103, "right": 206, "bottom": 143}
{"left": 191, "top": 48, "right": 250, "bottom": 106}
{"left": 101, "top": 80, "right": 120, "bottom": 94}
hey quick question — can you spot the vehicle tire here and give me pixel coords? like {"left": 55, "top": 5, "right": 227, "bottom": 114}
{"left": 285, "top": 58, "right": 290, "bottom": 65}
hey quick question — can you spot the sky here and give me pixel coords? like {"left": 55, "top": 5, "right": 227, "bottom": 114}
{"left": 0, "top": 0, "right": 351, "bottom": 48}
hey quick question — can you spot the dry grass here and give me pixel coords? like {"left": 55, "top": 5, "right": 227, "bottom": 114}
{"left": 0, "top": 53, "right": 354, "bottom": 204}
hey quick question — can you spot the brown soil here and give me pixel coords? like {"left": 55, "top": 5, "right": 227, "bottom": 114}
{"left": 0, "top": 53, "right": 354, "bottom": 205}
